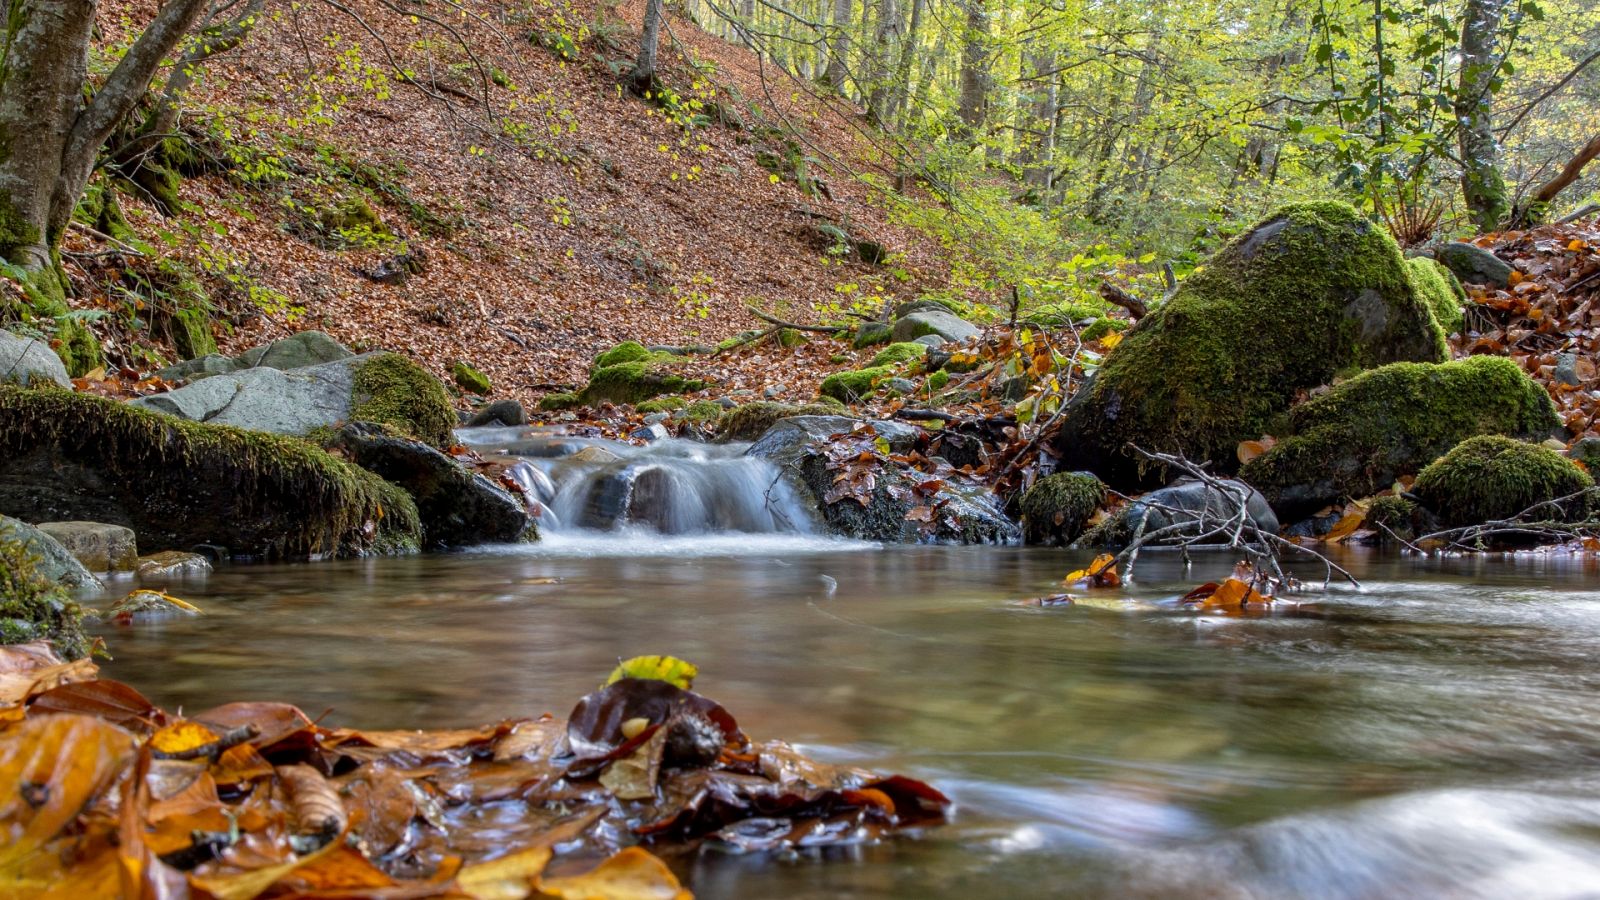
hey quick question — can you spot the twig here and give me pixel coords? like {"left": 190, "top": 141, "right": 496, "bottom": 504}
{"left": 1098, "top": 280, "right": 1148, "bottom": 321}
{"left": 745, "top": 305, "right": 845, "bottom": 334}
{"left": 68, "top": 221, "right": 147, "bottom": 257}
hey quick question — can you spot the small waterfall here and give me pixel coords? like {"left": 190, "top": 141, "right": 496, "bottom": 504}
{"left": 458, "top": 427, "right": 816, "bottom": 535}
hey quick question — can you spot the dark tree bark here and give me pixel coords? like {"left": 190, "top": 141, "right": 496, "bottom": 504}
{"left": 1456, "top": 0, "right": 1510, "bottom": 231}
{"left": 634, "top": 0, "right": 666, "bottom": 89}
{"left": 955, "top": 0, "right": 988, "bottom": 139}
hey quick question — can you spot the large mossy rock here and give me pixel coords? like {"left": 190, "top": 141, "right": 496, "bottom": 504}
{"left": 0, "top": 387, "right": 421, "bottom": 559}
{"left": 134, "top": 351, "right": 455, "bottom": 447}
{"left": 747, "top": 416, "right": 1019, "bottom": 544}
{"left": 1053, "top": 201, "right": 1448, "bottom": 488}
{"left": 1018, "top": 472, "right": 1104, "bottom": 546}
{"left": 0, "top": 521, "right": 91, "bottom": 660}
{"left": 1435, "top": 241, "right": 1512, "bottom": 288}
{"left": 1238, "top": 357, "right": 1559, "bottom": 521}
{"left": 579, "top": 343, "right": 708, "bottom": 406}
{"left": 891, "top": 309, "right": 979, "bottom": 344}
{"left": 1406, "top": 257, "right": 1466, "bottom": 334}
{"left": 1412, "top": 435, "right": 1593, "bottom": 529}
{"left": 322, "top": 423, "right": 535, "bottom": 548}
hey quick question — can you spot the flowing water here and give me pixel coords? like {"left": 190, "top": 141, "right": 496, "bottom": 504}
{"left": 93, "top": 539, "right": 1600, "bottom": 899}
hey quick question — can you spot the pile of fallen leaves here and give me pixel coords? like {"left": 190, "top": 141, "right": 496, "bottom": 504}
{"left": 1462, "top": 218, "right": 1600, "bottom": 440}
{"left": 0, "top": 649, "right": 948, "bottom": 897}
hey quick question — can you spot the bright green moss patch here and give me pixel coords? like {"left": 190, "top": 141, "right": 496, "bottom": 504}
{"left": 1366, "top": 494, "right": 1424, "bottom": 539}
{"left": 594, "top": 340, "right": 655, "bottom": 368}
{"left": 1019, "top": 472, "right": 1105, "bottom": 546}
{"left": 637, "top": 395, "right": 687, "bottom": 414}
{"left": 927, "top": 370, "right": 951, "bottom": 392}
{"left": 872, "top": 342, "right": 927, "bottom": 367}
{"left": 0, "top": 524, "right": 90, "bottom": 660}
{"left": 350, "top": 353, "right": 456, "bottom": 447}
{"left": 1413, "top": 435, "right": 1594, "bottom": 529}
{"left": 1407, "top": 257, "right": 1465, "bottom": 334}
{"left": 682, "top": 400, "right": 724, "bottom": 423}
{"left": 1239, "top": 356, "right": 1559, "bottom": 520}
{"left": 717, "top": 401, "right": 848, "bottom": 441}
{"left": 538, "top": 391, "right": 582, "bottom": 411}
{"left": 820, "top": 365, "right": 894, "bottom": 403}
{"left": 0, "top": 386, "right": 421, "bottom": 558}
{"left": 581, "top": 361, "right": 707, "bottom": 405}
{"left": 1054, "top": 201, "right": 1448, "bottom": 487}
{"left": 452, "top": 361, "right": 492, "bottom": 395}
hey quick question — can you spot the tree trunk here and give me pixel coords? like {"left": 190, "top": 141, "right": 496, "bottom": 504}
{"left": 890, "top": 0, "right": 924, "bottom": 127}
{"left": 1019, "top": 48, "right": 1057, "bottom": 190}
{"left": 634, "top": 0, "right": 665, "bottom": 88}
{"left": 1457, "top": 0, "right": 1510, "bottom": 232}
{"left": 1512, "top": 133, "right": 1600, "bottom": 226}
{"left": 955, "top": 0, "right": 988, "bottom": 140}
{"left": 823, "top": 0, "right": 850, "bottom": 92}
{"left": 866, "top": 0, "right": 899, "bottom": 125}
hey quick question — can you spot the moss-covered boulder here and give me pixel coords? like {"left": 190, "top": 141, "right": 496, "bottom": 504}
{"left": 0, "top": 386, "right": 421, "bottom": 559}
{"left": 717, "top": 401, "right": 851, "bottom": 442}
{"left": 580, "top": 361, "right": 707, "bottom": 405}
{"left": 853, "top": 322, "right": 893, "bottom": 348}
{"left": 134, "top": 351, "right": 456, "bottom": 448}
{"left": 1413, "top": 435, "right": 1594, "bottom": 529}
{"left": 1406, "top": 257, "right": 1466, "bottom": 334}
{"left": 451, "top": 361, "right": 492, "bottom": 395}
{"left": 1238, "top": 357, "right": 1558, "bottom": 520}
{"left": 0, "top": 522, "right": 91, "bottom": 660}
{"left": 871, "top": 342, "right": 927, "bottom": 367}
{"left": 594, "top": 340, "right": 655, "bottom": 368}
{"left": 1019, "top": 472, "right": 1104, "bottom": 546}
{"left": 820, "top": 365, "right": 894, "bottom": 403}
{"left": 1053, "top": 201, "right": 1448, "bottom": 488}
{"left": 538, "top": 391, "right": 582, "bottom": 411}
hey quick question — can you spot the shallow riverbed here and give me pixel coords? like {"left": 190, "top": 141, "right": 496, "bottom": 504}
{"left": 93, "top": 539, "right": 1600, "bottom": 899}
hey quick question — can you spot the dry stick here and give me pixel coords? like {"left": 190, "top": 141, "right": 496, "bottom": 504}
{"left": 745, "top": 305, "right": 846, "bottom": 333}
{"left": 713, "top": 325, "right": 780, "bottom": 355}
{"left": 1410, "top": 486, "right": 1600, "bottom": 551}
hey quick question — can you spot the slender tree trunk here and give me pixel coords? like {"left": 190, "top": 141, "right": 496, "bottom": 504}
{"left": 890, "top": 0, "right": 924, "bottom": 127}
{"left": 1457, "top": 0, "right": 1510, "bottom": 231}
{"left": 634, "top": 0, "right": 665, "bottom": 87}
{"left": 824, "top": 0, "right": 850, "bottom": 91}
{"left": 1019, "top": 48, "right": 1057, "bottom": 189}
{"left": 1513, "top": 133, "right": 1600, "bottom": 226}
{"left": 955, "top": 0, "right": 988, "bottom": 140}
{"left": 867, "top": 0, "right": 899, "bottom": 124}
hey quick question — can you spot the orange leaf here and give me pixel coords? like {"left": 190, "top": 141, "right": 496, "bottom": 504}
{"left": 536, "top": 847, "right": 692, "bottom": 900}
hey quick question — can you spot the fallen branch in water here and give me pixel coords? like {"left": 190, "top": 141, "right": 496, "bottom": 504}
{"left": 1407, "top": 485, "right": 1600, "bottom": 551}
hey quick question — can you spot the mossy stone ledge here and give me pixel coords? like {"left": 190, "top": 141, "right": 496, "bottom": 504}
{"left": 1239, "top": 356, "right": 1559, "bottom": 521}
{"left": 1019, "top": 472, "right": 1105, "bottom": 546}
{"left": 1052, "top": 201, "right": 1448, "bottom": 488}
{"left": 0, "top": 386, "right": 421, "bottom": 559}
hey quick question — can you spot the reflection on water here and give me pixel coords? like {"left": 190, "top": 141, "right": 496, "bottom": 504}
{"left": 92, "top": 542, "right": 1600, "bottom": 898}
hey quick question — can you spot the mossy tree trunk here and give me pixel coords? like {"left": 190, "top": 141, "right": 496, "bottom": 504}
{"left": 1456, "top": 0, "right": 1510, "bottom": 233}
{"left": 0, "top": 0, "right": 210, "bottom": 288}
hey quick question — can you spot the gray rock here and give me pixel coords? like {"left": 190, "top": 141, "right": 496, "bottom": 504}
{"left": 763, "top": 384, "right": 786, "bottom": 399}
{"left": 892, "top": 310, "right": 980, "bottom": 344}
{"left": 1555, "top": 352, "right": 1582, "bottom": 387}
{"left": 156, "top": 353, "right": 241, "bottom": 383}
{"left": 893, "top": 299, "right": 960, "bottom": 318}
{"left": 137, "top": 551, "right": 213, "bottom": 581}
{"left": 0, "top": 516, "right": 101, "bottom": 589}
{"left": 630, "top": 423, "right": 671, "bottom": 442}
{"left": 1436, "top": 242, "right": 1513, "bottom": 288}
{"left": 1083, "top": 478, "right": 1278, "bottom": 548}
{"left": 237, "top": 330, "right": 354, "bottom": 370}
{"left": 0, "top": 331, "right": 70, "bottom": 388}
{"left": 884, "top": 378, "right": 919, "bottom": 394}
{"left": 642, "top": 412, "right": 671, "bottom": 426}
{"left": 466, "top": 399, "right": 527, "bottom": 428}
{"left": 569, "top": 446, "right": 622, "bottom": 465}
{"left": 852, "top": 322, "right": 893, "bottom": 348}
{"left": 35, "top": 521, "right": 138, "bottom": 572}
{"left": 324, "top": 422, "right": 535, "bottom": 548}
{"left": 912, "top": 334, "right": 947, "bottom": 349}
{"left": 717, "top": 397, "right": 738, "bottom": 409}
{"left": 747, "top": 416, "right": 1017, "bottom": 544}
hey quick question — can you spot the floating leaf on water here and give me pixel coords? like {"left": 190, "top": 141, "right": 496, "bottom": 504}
{"left": 1063, "top": 553, "right": 1121, "bottom": 588}
{"left": 106, "top": 590, "right": 203, "bottom": 623}
{"left": 606, "top": 655, "right": 699, "bottom": 690}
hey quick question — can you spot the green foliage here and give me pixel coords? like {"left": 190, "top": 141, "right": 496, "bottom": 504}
{"left": 1414, "top": 435, "right": 1593, "bottom": 528}
{"left": 0, "top": 525, "right": 90, "bottom": 660}
{"left": 350, "top": 353, "right": 457, "bottom": 447}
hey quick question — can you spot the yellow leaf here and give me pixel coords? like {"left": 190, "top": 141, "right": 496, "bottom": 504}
{"left": 149, "top": 720, "right": 220, "bottom": 757}
{"left": 1098, "top": 332, "right": 1123, "bottom": 350}
{"left": 605, "top": 655, "right": 698, "bottom": 690}
{"left": 456, "top": 845, "right": 554, "bottom": 900}
{"left": 0, "top": 715, "right": 138, "bottom": 870}
{"left": 1063, "top": 553, "right": 1120, "bottom": 588}
{"left": 536, "top": 847, "right": 691, "bottom": 900}
{"left": 1321, "top": 510, "right": 1366, "bottom": 542}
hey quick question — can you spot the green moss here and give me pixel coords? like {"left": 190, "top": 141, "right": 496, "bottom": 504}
{"left": 776, "top": 328, "right": 807, "bottom": 348}
{"left": 927, "top": 370, "right": 951, "bottom": 392}
{"left": 318, "top": 197, "right": 388, "bottom": 235}
{"left": 1024, "top": 301, "right": 1103, "bottom": 327}
{"left": 0, "top": 386, "right": 421, "bottom": 558}
{"left": 820, "top": 365, "right": 894, "bottom": 403}
{"left": 1413, "top": 435, "right": 1594, "bottom": 529}
{"left": 637, "top": 395, "right": 687, "bottom": 413}
{"left": 171, "top": 305, "right": 217, "bottom": 360}
{"left": 717, "top": 401, "right": 847, "bottom": 441}
{"left": 581, "top": 361, "right": 707, "bottom": 405}
{"left": 1366, "top": 494, "right": 1422, "bottom": 539}
{"left": 0, "top": 524, "right": 90, "bottom": 660}
{"left": 451, "top": 361, "right": 492, "bottom": 395}
{"left": 1079, "top": 317, "right": 1127, "bottom": 342}
{"left": 594, "top": 340, "right": 655, "bottom": 368}
{"left": 872, "top": 342, "right": 927, "bottom": 367}
{"left": 1239, "top": 356, "right": 1559, "bottom": 519}
{"left": 1056, "top": 201, "right": 1448, "bottom": 486}
{"left": 539, "top": 391, "right": 582, "bottom": 411}
{"left": 0, "top": 263, "right": 102, "bottom": 376}
{"left": 350, "top": 353, "right": 456, "bottom": 447}
{"left": 682, "top": 400, "right": 724, "bottom": 423}
{"left": 853, "top": 322, "right": 893, "bottom": 348}
{"left": 1019, "top": 472, "right": 1105, "bottom": 546}
{"left": 1407, "top": 257, "right": 1465, "bottom": 334}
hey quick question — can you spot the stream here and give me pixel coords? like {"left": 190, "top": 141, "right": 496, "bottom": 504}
{"left": 93, "top": 540, "right": 1600, "bottom": 899}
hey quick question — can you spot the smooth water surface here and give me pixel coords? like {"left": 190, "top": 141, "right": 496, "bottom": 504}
{"left": 94, "top": 541, "right": 1600, "bottom": 898}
